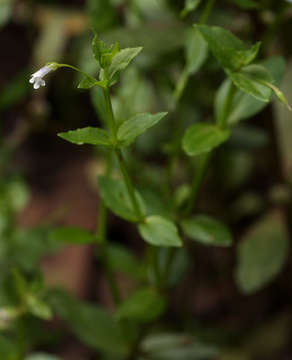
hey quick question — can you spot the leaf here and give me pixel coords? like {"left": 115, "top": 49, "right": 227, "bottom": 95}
{"left": 117, "top": 112, "right": 167, "bottom": 147}
{"left": 185, "top": 28, "right": 208, "bottom": 75}
{"left": 58, "top": 127, "right": 112, "bottom": 146}
{"left": 0, "top": 335, "right": 18, "bottom": 360}
{"left": 196, "top": 25, "right": 260, "bottom": 71}
{"left": 50, "top": 290, "right": 128, "bottom": 355}
{"left": 98, "top": 176, "right": 146, "bottom": 222}
{"left": 108, "top": 47, "right": 143, "bottom": 82}
{"left": 229, "top": 64, "right": 273, "bottom": 102}
{"left": 235, "top": 212, "right": 289, "bottom": 294}
{"left": 141, "top": 333, "right": 218, "bottom": 360}
{"left": 138, "top": 216, "right": 182, "bottom": 247}
{"left": 215, "top": 56, "right": 286, "bottom": 125}
{"left": 49, "top": 227, "right": 95, "bottom": 244}
{"left": 92, "top": 34, "right": 119, "bottom": 68}
{"left": 116, "top": 287, "right": 166, "bottom": 322}
{"left": 77, "top": 75, "right": 98, "bottom": 89}
{"left": 182, "top": 123, "right": 230, "bottom": 156}
{"left": 181, "top": 0, "right": 202, "bottom": 18}
{"left": 25, "top": 354, "right": 61, "bottom": 360}
{"left": 181, "top": 216, "right": 232, "bottom": 246}
{"left": 106, "top": 243, "right": 147, "bottom": 280}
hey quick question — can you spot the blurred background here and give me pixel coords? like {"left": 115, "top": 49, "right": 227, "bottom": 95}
{"left": 1, "top": 0, "right": 292, "bottom": 359}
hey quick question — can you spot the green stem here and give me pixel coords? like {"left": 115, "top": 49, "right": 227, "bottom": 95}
{"left": 103, "top": 87, "right": 117, "bottom": 142}
{"left": 96, "top": 151, "right": 121, "bottom": 305}
{"left": 199, "top": 0, "right": 216, "bottom": 25}
{"left": 218, "top": 81, "right": 236, "bottom": 130}
{"left": 184, "top": 152, "right": 212, "bottom": 217}
{"left": 116, "top": 149, "right": 144, "bottom": 221}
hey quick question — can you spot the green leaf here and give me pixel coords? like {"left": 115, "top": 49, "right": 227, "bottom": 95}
{"left": 58, "top": 127, "right": 112, "bottom": 146}
{"left": 98, "top": 176, "right": 146, "bottom": 222}
{"left": 117, "top": 112, "right": 167, "bottom": 147}
{"left": 181, "top": 0, "right": 202, "bottom": 18}
{"left": 26, "top": 296, "right": 52, "bottom": 320}
{"left": 196, "top": 25, "right": 260, "bottom": 71}
{"left": 181, "top": 215, "right": 232, "bottom": 246}
{"left": 182, "top": 123, "right": 230, "bottom": 156}
{"left": 106, "top": 244, "right": 147, "bottom": 280}
{"left": 50, "top": 290, "right": 128, "bottom": 355}
{"left": 0, "top": 335, "right": 18, "bottom": 360}
{"left": 215, "top": 56, "right": 286, "bottom": 125}
{"left": 116, "top": 287, "right": 166, "bottom": 322}
{"left": 108, "top": 47, "right": 143, "bottom": 82}
{"left": 77, "top": 75, "right": 98, "bottom": 89}
{"left": 229, "top": 64, "right": 273, "bottom": 102}
{"left": 138, "top": 216, "right": 182, "bottom": 247}
{"left": 141, "top": 333, "right": 218, "bottom": 360}
{"left": 49, "top": 227, "right": 95, "bottom": 244}
{"left": 25, "top": 354, "right": 61, "bottom": 360}
{"left": 235, "top": 212, "right": 289, "bottom": 294}
{"left": 185, "top": 28, "right": 208, "bottom": 75}
{"left": 92, "top": 34, "right": 119, "bottom": 68}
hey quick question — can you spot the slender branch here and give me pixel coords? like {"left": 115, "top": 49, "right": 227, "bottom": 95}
{"left": 199, "top": 0, "right": 216, "bottom": 25}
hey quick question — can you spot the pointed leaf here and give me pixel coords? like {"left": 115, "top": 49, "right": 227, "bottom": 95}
{"left": 235, "top": 212, "right": 289, "bottom": 294}
{"left": 229, "top": 64, "right": 273, "bottom": 102}
{"left": 98, "top": 176, "right": 146, "bottom": 222}
{"left": 117, "top": 112, "right": 167, "bottom": 147}
{"left": 108, "top": 47, "right": 143, "bottom": 81}
{"left": 182, "top": 123, "right": 230, "bottom": 156}
{"left": 116, "top": 287, "right": 166, "bottom": 322}
{"left": 181, "top": 215, "right": 232, "bottom": 246}
{"left": 58, "top": 127, "right": 112, "bottom": 146}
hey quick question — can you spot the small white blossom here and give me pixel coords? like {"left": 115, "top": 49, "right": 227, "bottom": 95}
{"left": 29, "top": 65, "right": 54, "bottom": 89}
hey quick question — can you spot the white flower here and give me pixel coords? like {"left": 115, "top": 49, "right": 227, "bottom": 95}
{"left": 29, "top": 65, "right": 54, "bottom": 89}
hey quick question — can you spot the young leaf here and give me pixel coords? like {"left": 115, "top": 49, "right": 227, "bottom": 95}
{"left": 58, "top": 127, "right": 112, "bottom": 146}
{"left": 50, "top": 290, "right": 128, "bottom": 355}
{"left": 92, "top": 34, "right": 119, "bottom": 69}
{"left": 229, "top": 64, "right": 273, "bottom": 102}
{"left": 235, "top": 212, "right": 289, "bottom": 294}
{"left": 138, "top": 216, "right": 182, "bottom": 247}
{"left": 49, "top": 227, "right": 95, "bottom": 244}
{"left": 108, "top": 47, "right": 143, "bottom": 82}
{"left": 98, "top": 176, "right": 146, "bottom": 222}
{"left": 215, "top": 56, "right": 286, "bottom": 125}
{"left": 196, "top": 25, "right": 260, "bottom": 71}
{"left": 116, "top": 287, "right": 166, "bottom": 322}
{"left": 182, "top": 123, "right": 230, "bottom": 156}
{"left": 117, "top": 112, "right": 167, "bottom": 147}
{"left": 78, "top": 75, "right": 99, "bottom": 89}
{"left": 185, "top": 28, "right": 208, "bottom": 76}
{"left": 181, "top": 215, "right": 232, "bottom": 246}
{"left": 181, "top": 0, "right": 202, "bottom": 18}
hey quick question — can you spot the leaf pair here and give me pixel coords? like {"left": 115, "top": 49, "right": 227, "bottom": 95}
{"left": 58, "top": 112, "right": 167, "bottom": 148}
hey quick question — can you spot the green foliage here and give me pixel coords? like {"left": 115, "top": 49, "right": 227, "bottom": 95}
{"left": 58, "top": 127, "right": 112, "bottom": 146}
{"left": 181, "top": 0, "right": 202, "bottom": 18}
{"left": 117, "top": 112, "right": 167, "bottom": 147}
{"left": 185, "top": 28, "right": 208, "bottom": 76}
{"left": 50, "top": 290, "right": 128, "bottom": 356}
{"left": 116, "top": 287, "right": 166, "bottom": 322}
{"left": 196, "top": 25, "right": 261, "bottom": 71}
{"left": 182, "top": 215, "right": 233, "bottom": 246}
{"left": 49, "top": 226, "right": 95, "bottom": 244}
{"left": 98, "top": 176, "right": 146, "bottom": 222}
{"left": 0, "top": 335, "right": 18, "bottom": 360}
{"left": 108, "top": 47, "right": 143, "bottom": 84}
{"left": 141, "top": 333, "right": 218, "bottom": 360}
{"left": 235, "top": 213, "right": 289, "bottom": 294}
{"left": 138, "top": 216, "right": 182, "bottom": 247}
{"left": 182, "top": 123, "right": 230, "bottom": 156}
